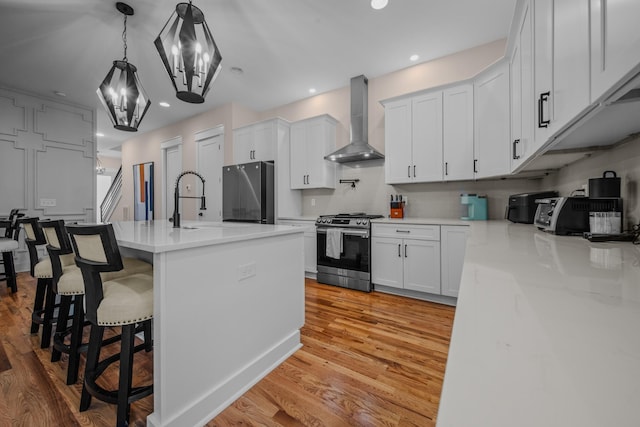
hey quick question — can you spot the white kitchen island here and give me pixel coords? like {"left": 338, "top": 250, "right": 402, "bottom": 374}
{"left": 110, "top": 220, "right": 305, "bottom": 427}
{"left": 437, "top": 221, "right": 640, "bottom": 427}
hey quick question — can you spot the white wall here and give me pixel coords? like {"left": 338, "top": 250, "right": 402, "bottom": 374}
{"left": 0, "top": 85, "right": 95, "bottom": 270}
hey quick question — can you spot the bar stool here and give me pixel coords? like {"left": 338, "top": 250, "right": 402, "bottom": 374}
{"left": 0, "top": 209, "right": 25, "bottom": 293}
{"left": 41, "top": 220, "right": 153, "bottom": 385}
{"left": 18, "top": 217, "right": 61, "bottom": 347}
{"left": 66, "top": 223, "right": 153, "bottom": 427}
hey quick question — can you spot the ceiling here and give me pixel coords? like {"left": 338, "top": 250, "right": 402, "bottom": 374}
{"left": 0, "top": 0, "right": 516, "bottom": 155}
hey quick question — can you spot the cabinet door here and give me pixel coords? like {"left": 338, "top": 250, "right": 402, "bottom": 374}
{"left": 553, "top": 0, "right": 590, "bottom": 131}
{"left": 510, "top": 39, "right": 522, "bottom": 169}
{"left": 590, "top": 0, "right": 640, "bottom": 102}
{"left": 289, "top": 123, "right": 307, "bottom": 189}
{"left": 371, "top": 237, "right": 404, "bottom": 289}
{"left": 443, "top": 85, "right": 474, "bottom": 181}
{"left": 474, "top": 61, "right": 510, "bottom": 179}
{"left": 403, "top": 239, "right": 441, "bottom": 294}
{"left": 305, "top": 119, "right": 335, "bottom": 189}
{"left": 384, "top": 99, "right": 413, "bottom": 184}
{"left": 511, "top": 1, "right": 533, "bottom": 171}
{"left": 252, "top": 121, "right": 275, "bottom": 161}
{"left": 304, "top": 230, "right": 317, "bottom": 274}
{"left": 233, "top": 127, "right": 254, "bottom": 164}
{"left": 533, "top": 0, "right": 554, "bottom": 147}
{"left": 412, "top": 92, "right": 443, "bottom": 182}
{"left": 441, "top": 226, "right": 468, "bottom": 298}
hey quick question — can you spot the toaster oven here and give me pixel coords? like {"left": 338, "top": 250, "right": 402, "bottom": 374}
{"left": 534, "top": 197, "right": 622, "bottom": 235}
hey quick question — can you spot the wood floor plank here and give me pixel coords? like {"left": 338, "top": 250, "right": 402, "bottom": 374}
{"left": 1, "top": 274, "right": 454, "bottom": 426}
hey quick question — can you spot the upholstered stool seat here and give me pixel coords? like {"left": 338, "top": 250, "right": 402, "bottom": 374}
{"left": 67, "top": 223, "right": 153, "bottom": 427}
{"left": 0, "top": 209, "right": 24, "bottom": 293}
{"left": 57, "top": 257, "right": 152, "bottom": 296}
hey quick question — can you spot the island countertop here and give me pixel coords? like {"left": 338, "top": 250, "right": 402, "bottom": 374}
{"left": 111, "top": 220, "right": 303, "bottom": 253}
{"left": 437, "top": 221, "right": 640, "bottom": 427}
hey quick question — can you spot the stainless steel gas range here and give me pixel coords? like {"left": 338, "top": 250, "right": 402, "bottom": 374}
{"left": 316, "top": 213, "right": 383, "bottom": 292}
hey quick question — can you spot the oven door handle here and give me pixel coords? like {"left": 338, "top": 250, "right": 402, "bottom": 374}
{"left": 316, "top": 228, "right": 369, "bottom": 238}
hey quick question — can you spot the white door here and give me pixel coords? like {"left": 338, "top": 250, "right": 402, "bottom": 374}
{"left": 443, "top": 84, "right": 473, "bottom": 181}
{"left": 412, "top": 91, "right": 443, "bottom": 182}
{"left": 162, "top": 137, "right": 182, "bottom": 220}
{"left": 371, "top": 237, "right": 404, "bottom": 289}
{"left": 196, "top": 128, "right": 224, "bottom": 222}
{"left": 403, "top": 239, "right": 441, "bottom": 294}
{"left": 384, "top": 99, "right": 413, "bottom": 184}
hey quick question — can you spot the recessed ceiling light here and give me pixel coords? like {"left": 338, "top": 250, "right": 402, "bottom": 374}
{"left": 96, "top": 132, "right": 105, "bottom": 137}
{"left": 53, "top": 90, "right": 66, "bottom": 97}
{"left": 410, "top": 54, "right": 420, "bottom": 62}
{"left": 159, "top": 101, "right": 170, "bottom": 107}
{"left": 230, "top": 66, "right": 244, "bottom": 75}
{"left": 309, "top": 88, "right": 317, "bottom": 94}
{"left": 371, "top": 0, "right": 388, "bottom": 10}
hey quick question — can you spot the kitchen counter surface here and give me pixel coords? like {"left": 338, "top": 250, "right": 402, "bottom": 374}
{"left": 372, "top": 217, "right": 469, "bottom": 226}
{"left": 437, "top": 220, "right": 640, "bottom": 427}
{"left": 277, "top": 216, "right": 318, "bottom": 222}
{"left": 111, "top": 220, "right": 302, "bottom": 253}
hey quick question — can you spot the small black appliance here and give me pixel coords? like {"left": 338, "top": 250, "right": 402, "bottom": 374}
{"left": 506, "top": 191, "right": 558, "bottom": 224}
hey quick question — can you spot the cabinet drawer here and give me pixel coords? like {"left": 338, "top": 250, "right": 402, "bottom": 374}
{"left": 372, "top": 223, "right": 440, "bottom": 240}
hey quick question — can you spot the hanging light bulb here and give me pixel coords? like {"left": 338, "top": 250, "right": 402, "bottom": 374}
{"left": 154, "top": 1, "right": 222, "bottom": 104}
{"left": 97, "top": 2, "right": 151, "bottom": 132}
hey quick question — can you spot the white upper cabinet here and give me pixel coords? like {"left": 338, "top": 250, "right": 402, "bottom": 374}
{"left": 233, "top": 120, "right": 276, "bottom": 164}
{"left": 412, "top": 92, "right": 444, "bottom": 182}
{"left": 474, "top": 60, "right": 510, "bottom": 179}
{"left": 552, "top": 0, "right": 591, "bottom": 131}
{"left": 289, "top": 115, "right": 337, "bottom": 189}
{"left": 590, "top": 0, "right": 640, "bottom": 103}
{"left": 443, "top": 84, "right": 474, "bottom": 181}
{"left": 533, "top": 0, "right": 554, "bottom": 146}
{"left": 383, "top": 84, "right": 473, "bottom": 184}
{"left": 510, "top": 0, "right": 534, "bottom": 171}
{"left": 384, "top": 93, "right": 444, "bottom": 184}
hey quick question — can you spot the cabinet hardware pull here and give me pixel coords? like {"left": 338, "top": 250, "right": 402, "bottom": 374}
{"left": 404, "top": 244, "right": 407, "bottom": 258}
{"left": 445, "top": 162, "right": 448, "bottom": 176}
{"left": 413, "top": 165, "right": 416, "bottom": 177}
{"left": 473, "top": 159, "right": 478, "bottom": 174}
{"left": 538, "top": 92, "right": 550, "bottom": 128}
{"left": 408, "top": 165, "right": 411, "bottom": 178}
{"left": 512, "top": 139, "right": 521, "bottom": 160}
{"left": 396, "top": 229, "right": 410, "bottom": 233}
{"left": 398, "top": 244, "right": 401, "bottom": 257}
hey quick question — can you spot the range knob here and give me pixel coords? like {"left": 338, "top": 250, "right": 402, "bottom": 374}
{"left": 362, "top": 219, "right": 368, "bottom": 225}
{"left": 356, "top": 219, "right": 362, "bottom": 225}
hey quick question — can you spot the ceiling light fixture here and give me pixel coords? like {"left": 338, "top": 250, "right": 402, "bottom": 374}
{"left": 154, "top": 1, "right": 223, "bottom": 104}
{"left": 409, "top": 54, "right": 419, "bottom": 61}
{"left": 96, "top": 2, "right": 151, "bottom": 132}
{"left": 309, "top": 88, "right": 317, "bottom": 94}
{"left": 159, "top": 101, "right": 171, "bottom": 107}
{"left": 371, "top": 0, "right": 389, "bottom": 10}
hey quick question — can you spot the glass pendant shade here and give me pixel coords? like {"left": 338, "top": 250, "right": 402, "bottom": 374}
{"left": 97, "top": 2, "right": 150, "bottom": 132}
{"left": 154, "top": 1, "right": 222, "bottom": 104}
{"left": 97, "top": 60, "right": 151, "bottom": 132}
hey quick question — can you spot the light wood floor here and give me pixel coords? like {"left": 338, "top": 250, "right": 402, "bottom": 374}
{"left": 0, "top": 273, "right": 455, "bottom": 426}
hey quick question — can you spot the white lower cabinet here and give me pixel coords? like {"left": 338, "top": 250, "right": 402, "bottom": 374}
{"left": 440, "top": 225, "right": 469, "bottom": 298}
{"left": 277, "top": 219, "right": 317, "bottom": 275}
{"left": 372, "top": 222, "right": 468, "bottom": 302}
{"left": 371, "top": 224, "right": 441, "bottom": 294}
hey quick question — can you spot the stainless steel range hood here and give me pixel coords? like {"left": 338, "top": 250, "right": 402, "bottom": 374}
{"left": 325, "top": 75, "right": 384, "bottom": 163}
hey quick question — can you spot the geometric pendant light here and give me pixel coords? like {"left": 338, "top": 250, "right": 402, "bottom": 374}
{"left": 97, "top": 2, "right": 151, "bottom": 132}
{"left": 154, "top": 1, "right": 223, "bottom": 104}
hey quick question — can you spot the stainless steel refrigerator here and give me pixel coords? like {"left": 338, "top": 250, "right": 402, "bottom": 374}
{"left": 222, "top": 161, "right": 274, "bottom": 223}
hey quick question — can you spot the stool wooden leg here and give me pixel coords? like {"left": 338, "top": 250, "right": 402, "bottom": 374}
{"left": 117, "top": 324, "right": 136, "bottom": 427}
{"left": 51, "top": 295, "right": 71, "bottom": 358}
{"left": 80, "top": 324, "right": 104, "bottom": 412}
{"left": 30, "top": 278, "right": 48, "bottom": 333}
{"left": 2, "top": 252, "right": 17, "bottom": 293}
{"left": 143, "top": 320, "right": 153, "bottom": 352}
{"left": 66, "top": 295, "right": 85, "bottom": 385}
{"left": 41, "top": 284, "right": 58, "bottom": 349}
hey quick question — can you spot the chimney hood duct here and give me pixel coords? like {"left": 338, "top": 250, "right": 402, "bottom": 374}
{"left": 325, "top": 75, "right": 384, "bottom": 163}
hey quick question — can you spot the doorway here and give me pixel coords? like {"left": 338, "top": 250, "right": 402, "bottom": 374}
{"left": 195, "top": 126, "right": 224, "bottom": 221}
{"left": 161, "top": 137, "right": 183, "bottom": 220}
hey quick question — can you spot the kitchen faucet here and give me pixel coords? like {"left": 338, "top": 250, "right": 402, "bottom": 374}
{"left": 172, "top": 170, "right": 206, "bottom": 228}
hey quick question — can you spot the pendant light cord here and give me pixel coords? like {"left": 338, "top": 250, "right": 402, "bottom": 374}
{"left": 122, "top": 14, "right": 128, "bottom": 62}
